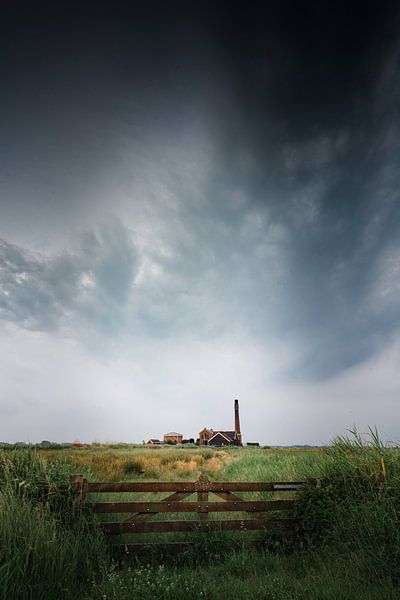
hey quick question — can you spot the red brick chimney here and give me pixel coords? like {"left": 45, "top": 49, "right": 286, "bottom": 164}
{"left": 234, "top": 399, "right": 242, "bottom": 445}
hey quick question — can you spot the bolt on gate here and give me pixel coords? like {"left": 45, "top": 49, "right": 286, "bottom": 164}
{"left": 73, "top": 474, "right": 306, "bottom": 553}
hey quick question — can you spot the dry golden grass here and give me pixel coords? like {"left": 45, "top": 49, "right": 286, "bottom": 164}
{"left": 39, "top": 446, "right": 237, "bottom": 481}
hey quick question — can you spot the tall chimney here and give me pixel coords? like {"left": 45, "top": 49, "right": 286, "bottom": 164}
{"left": 234, "top": 399, "right": 242, "bottom": 445}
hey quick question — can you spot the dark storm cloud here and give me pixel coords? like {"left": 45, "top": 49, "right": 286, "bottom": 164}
{"left": 194, "top": 2, "right": 400, "bottom": 379}
{"left": 0, "top": 221, "right": 139, "bottom": 333}
{"left": 1, "top": 1, "right": 400, "bottom": 381}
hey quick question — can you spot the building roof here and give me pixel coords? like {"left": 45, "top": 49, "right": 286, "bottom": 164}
{"left": 164, "top": 432, "right": 183, "bottom": 436}
{"left": 209, "top": 430, "right": 237, "bottom": 444}
{"left": 219, "top": 431, "right": 237, "bottom": 440}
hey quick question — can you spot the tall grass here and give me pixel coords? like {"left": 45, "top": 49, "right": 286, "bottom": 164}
{"left": 39, "top": 446, "right": 231, "bottom": 481}
{"left": 296, "top": 428, "right": 400, "bottom": 584}
{"left": 0, "top": 448, "right": 78, "bottom": 520}
{"left": 0, "top": 490, "right": 107, "bottom": 600}
{"left": 0, "top": 448, "right": 108, "bottom": 600}
{"left": 1, "top": 437, "right": 400, "bottom": 599}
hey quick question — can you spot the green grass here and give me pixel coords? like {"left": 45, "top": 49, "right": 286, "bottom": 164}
{"left": 1, "top": 433, "right": 399, "bottom": 599}
{"left": 0, "top": 449, "right": 108, "bottom": 600}
{"left": 88, "top": 547, "right": 400, "bottom": 600}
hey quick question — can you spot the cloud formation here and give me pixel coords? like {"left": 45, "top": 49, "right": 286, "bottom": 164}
{"left": 0, "top": 220, "right": 139, "bottom": 335}
{"left": 1, "top": 2, "right": 400, "bottom": 443}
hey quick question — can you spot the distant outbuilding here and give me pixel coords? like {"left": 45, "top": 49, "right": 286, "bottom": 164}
{"left": 163, "top": 432, "right": 183, "bottom": 444}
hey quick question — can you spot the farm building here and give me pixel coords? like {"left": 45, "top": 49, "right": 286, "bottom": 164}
{"left": 199, "top": 399, "right": 242, "bottom": 446}
{"left": 146, "top": 439, "right": 161, "bottom": 445}
{"left": 163, "top": 432, "right": 183, "bottom": 444}
{"left": 199, "top": 428, "right": 214, "bottom": 445}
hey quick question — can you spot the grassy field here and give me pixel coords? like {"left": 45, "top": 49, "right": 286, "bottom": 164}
{"left": 1, "top": 436, "right": 400, "bottom": 599}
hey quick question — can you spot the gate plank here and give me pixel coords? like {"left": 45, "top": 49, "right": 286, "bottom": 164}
{"left": 94, "top": 500, "right": 294, "bottom": 513}
{"left": 87, "top": 481, "right": 305, "bottom": 493}
{"left": 213, "top": 491, "right": 267, "bottom": 523}
{"left": 123, "top": 491, "right": 193, "bottom": 523}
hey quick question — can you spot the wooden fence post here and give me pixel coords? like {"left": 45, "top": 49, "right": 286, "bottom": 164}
{"left": 72, "top": 474, "right": 87, "bottom": 516}
{"left": 196, "top": 474, "right": 210, "bottom": 531}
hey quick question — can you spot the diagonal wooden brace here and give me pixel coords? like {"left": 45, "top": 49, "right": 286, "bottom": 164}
{"left": 123, "top": 491, "right": 192, "bottom": 523}
{"left": 213, "top": 490, "right": 265, "bottom": 522}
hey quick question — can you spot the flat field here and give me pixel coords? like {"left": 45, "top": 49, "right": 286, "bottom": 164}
{"left": 1, "top": 442, "right": 400, "bottom": 600}
{"left": 40, "top": 443, "right": 324, "bottom": 481}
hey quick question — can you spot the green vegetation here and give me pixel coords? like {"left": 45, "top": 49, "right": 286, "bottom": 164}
{"left": 0, "top": 449, "right": 108, "bottom": 600}
{"left": 0, "top": 432, "right": 399, "bottom": 599}
{"left": 295, "top": 428, "right": 400, "bottom": 584}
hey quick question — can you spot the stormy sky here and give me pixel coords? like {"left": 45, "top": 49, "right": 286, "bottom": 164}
{"left": 1, "top": 2, "right": 400, "bottom": 445}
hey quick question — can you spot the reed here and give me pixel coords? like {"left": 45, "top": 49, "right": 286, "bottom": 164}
{"left": 1, "top": 434, "right": 400, "bottom": 599}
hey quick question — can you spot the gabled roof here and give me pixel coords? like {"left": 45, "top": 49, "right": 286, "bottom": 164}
{"left": 209, "top": 430, "right": 237, "bottom": 444}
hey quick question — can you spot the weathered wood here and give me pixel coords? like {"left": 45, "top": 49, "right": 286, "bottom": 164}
{"left": 72, "top": 474, "right": 87, "bottom": 515}
{"left": 197, "top": 474, "right": 209, "bottom": 525}
{"left": 213, "top": 490, "right": 266, "bottom": 524}
{"left": 123, "top": 491, "right": 193, "bottom": 523}
{"left": 78, "top": 476, "right": 304, "bottom": 552}
{"left": 87, "top": 481, "right": 305, "bottom": 493}
{"left": 102, "top": 518, "right": 298, "bottom": 534}
{"left": 213, "top": 491, "right": 245, "bottom": 503}
{"left": 94, "top": 500, "right": 294, "bottom": 513}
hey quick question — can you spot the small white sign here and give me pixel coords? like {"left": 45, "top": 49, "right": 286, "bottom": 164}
{"left": 273, "top": 483, "right": 304, "bottom": 490}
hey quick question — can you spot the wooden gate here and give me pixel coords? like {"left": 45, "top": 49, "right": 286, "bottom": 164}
{"left": 73, "top": 475, "right": 305, "bottom": 553}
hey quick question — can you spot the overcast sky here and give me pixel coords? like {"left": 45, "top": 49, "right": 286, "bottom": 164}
{"left": 1, "top": 2, "right": 400, "bottom": 445}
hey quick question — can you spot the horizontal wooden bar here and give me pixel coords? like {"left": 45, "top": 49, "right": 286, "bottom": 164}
{"left": 94, "top": 500, "right": 294, "bottom": 514}
{"left": 123, "top": 491, "right": 192, "bottom": 524}
{"left": 87, "top": 481, "right": 305, "bottom": 493}
{"left": 102, "top": 518, "right": 297, "bottom": 534}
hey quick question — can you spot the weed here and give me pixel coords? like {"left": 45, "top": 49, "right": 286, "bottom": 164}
{"left": 122, "top": 460, "right": 144, "bottom": 476}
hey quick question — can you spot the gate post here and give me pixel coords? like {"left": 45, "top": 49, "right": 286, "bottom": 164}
{"left": 196, "top": 474, "right": 210, "bottom": 531}
{"left": 72, "top": 474, "right": 87, "bottom": 516}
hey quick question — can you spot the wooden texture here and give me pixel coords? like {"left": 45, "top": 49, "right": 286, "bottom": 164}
{"left": 79, "top": 476, "right": 304, "bottom": 554}
{"left": 72, "top": 474, "right": 87, "bottom": 515}
{"left": 123, "top": 491, "right": 192, "bottom": 523}
{"left": 102, "top": 518, "right": 297, "bottom": 534}
{"left": 213, "top": 491, "right": 266, "bottom": 524}
{"left": 197, "top": 476, "right": 209, "bottom": 524}
{"left": 87, "top": 481, "right": 305, "bottom": 493}
{"left": 94, "top": 500, "right": 294, "bottom": 513}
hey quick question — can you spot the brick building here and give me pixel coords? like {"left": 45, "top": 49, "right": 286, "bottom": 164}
{"left": 199, "top": 399, "right": 242, "bottom": 446}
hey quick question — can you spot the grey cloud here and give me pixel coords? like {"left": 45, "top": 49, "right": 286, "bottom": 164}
{"left": 172, "top": 117, "right": 400, "bottom": 381}
{"left": 134, "top": 124, "right": 400, "bottom": 381}
{"left": 0, "top": 220, "right": 139, "bottom": 334}
{"left": 1, "top": 2, "right": 400, "bottom": 385}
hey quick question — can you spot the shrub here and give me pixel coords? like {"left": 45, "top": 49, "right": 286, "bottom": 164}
{"left": 295, "top": 428, "right": 400, "bottom": 583}
{"left": 0, "top": 448, "right": 77, "bottom": 522}
{"left": 122, "top": 459, "right": 144, "bottom": 476}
